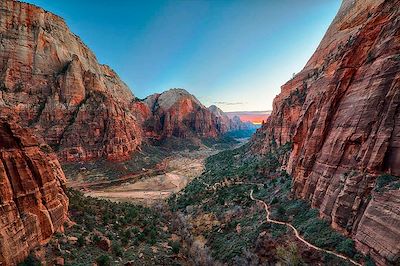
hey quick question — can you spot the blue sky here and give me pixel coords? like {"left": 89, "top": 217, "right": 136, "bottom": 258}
{"left": 25, "top": 0, "right": 341, "bottom": 111}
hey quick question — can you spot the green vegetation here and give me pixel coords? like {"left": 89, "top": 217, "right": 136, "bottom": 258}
{"left": 169, "top": 141, "right": 364, "bottom": 265}
{"left": 276, "top": 243, "right": 304, "bottom": 266}
{"left": 18, "top": 254, "right": 41, "bottom": 266}
{"left": 374, "top": 174, "right": 400, "bottom": 192}
{"left": 96, "top": 255, "right": 112, "bottom": 266}
{"left": 201, "top": 135, "right": 239, "bottom": 150}
{"left": 366, "top": 51, "right": 375, "bottom": 64}
{"left": 283, "top": 87, "right": 307, "bottom": 106}
{"left": 168, "top": 241, "right": 181, "bottom": 254}
{"left": 45, "top": 189, "right": 182, "bottom": 265}
{"left": 63, "top": 133, "right": 240, "bottom": 183}
{"left": 169, "top": 144, "right": 263, "bottom": 212}
{"left": 225, "top": 129, "right": 257, "bottom": 139}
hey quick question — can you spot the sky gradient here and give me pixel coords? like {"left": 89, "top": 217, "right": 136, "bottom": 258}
{"left": 25, "top": 0, "right": 341, "bottom": 111}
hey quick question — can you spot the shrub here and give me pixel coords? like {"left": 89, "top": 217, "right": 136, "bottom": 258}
{"left": 276, "top": 243, "right": 304, "bottom": 266}
{"left": 365, "top": 255, "right": 376, "bottom": 266}
{"left": 112, "top": 242, "right": 123, "bottom": 257}
{"left": 336, "top": 238, "right": 356, "bottom": 257}
{"left": 374, "top": 174, "right": 399, "bottom": 192}
{"left": 92, "top": 234, "right": 101, "bottom": 244}
{"left": 77, "top": 234, "right": 85, "bottom": 247}
{"left": 276, "top": 205, "right": 287, "bottom": 220}
{"left": 366, "top": 51, "right": 375, "bottom": 63}
{"left": 96, "top": 255, "right": 111, "bottom": 266}
{"left": 169, "top": 241, "right": 181, "bottom": 254}
{"left": 18, "top": 254, "right": 41, "bottom": 266}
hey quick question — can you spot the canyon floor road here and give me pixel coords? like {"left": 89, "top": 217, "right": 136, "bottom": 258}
{"left": 250, "top": 189, "right": 362, "bottom": 266}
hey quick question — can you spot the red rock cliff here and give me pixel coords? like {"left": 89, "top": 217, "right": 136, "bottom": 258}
{"left": 251, "top": 0, "right": 400, "bottom": 264}
{"left": 142, "top": 89, "right": 221, "bottom": 140}
{"left": 0, "top": 119, "right": 69, "bottom": 265}
{"left": 0, "top": 0, "right": 142, "bottom": 162}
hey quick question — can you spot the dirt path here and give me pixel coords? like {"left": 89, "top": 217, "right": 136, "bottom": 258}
{"left": 250, "top": 190, "right": 362, "bottom": 266}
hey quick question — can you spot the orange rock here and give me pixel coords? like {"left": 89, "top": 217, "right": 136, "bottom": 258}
{"left": 0, "top": 0, "right": 142, "bottom": 162}
{"left": 0, "top": 120, "right": 68, "bottom": 265}
{"left": 54, "top": 256, "right": 65, "bottom": 266}
{"left": 142, "top": 89, "right": 221, "bottom": 139}
{"left": 251, "top": 0, "right": 400, "bottom": 264}
{"left": 0, "top": 0, "right": 235, "bottom": 162}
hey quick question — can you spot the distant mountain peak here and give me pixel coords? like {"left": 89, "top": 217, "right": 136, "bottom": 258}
{"left": 208, "top": 105, "right": 225, "bottom": 117}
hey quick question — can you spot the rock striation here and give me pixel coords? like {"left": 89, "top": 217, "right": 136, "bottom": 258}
{"left": 251, "top": 0, "right": 400, "bottom": 264}
{"left": 141, "top": 89, "right": 221, "bottom": 140}
{"left": 0, "top": 0, "right": 142, "bottom": 162}
{"left": 0, "top": 119, "right": 69, "bottom": 265}
{"left": 0, "top": 1, "right": 237, "bottom": 162}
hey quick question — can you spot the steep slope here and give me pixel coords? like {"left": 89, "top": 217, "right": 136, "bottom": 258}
{"left": 208, "top": 105, "right": 232, "bottom": 133}
{"left": 0, "top": 0, "right": 142, "bottom": 162}
{"left": 251, "top": 0, "right": 400, "bottom": 264}
{"left": 208, "top": 105, "right": 258, "bottom": 133}
{"left": 142, "top": 89, "right": 221, "bottom": 140}
{"left": 230, "top": 115, "right": 258, "bottom": 131}
{"left": 0, "top": 119, "right": 69, "bottom": 265}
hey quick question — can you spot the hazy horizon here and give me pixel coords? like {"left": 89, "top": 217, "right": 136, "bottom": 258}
{"left": 24, "top": 0, "right": 341, "bottom": 112}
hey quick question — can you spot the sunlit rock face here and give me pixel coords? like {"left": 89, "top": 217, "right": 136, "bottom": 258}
{"left": 0, "top": 0, "right": 229, "bottom": 162}
{"left": 251, "top": 0, "right": 400, "bottom": 264}
{"left": 0, "top": 0, "right": 142, "bottom": 162}
{"left": 0, "top": 119, "right": 69, "bottom": 265}
{"left": 142, "top": 89, "right": 221, "bottom": 139}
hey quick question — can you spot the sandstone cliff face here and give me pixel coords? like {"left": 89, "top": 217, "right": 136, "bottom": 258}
{"left": 208, "top": 105, "right": 257, "bottom": 133}
{"left": 0, "top": 0, "right": 142, "bottom": 162}
{"left": 142, "top": 89, "right": 221, "bottom": 140}
{"left": 355, "top": 188, "right": 400, "bottom": 265}
{"left": 251, "top": 0, "right": 400, "bottom": 264}
{"left": 0, "top": 119, "right": 69, "bottom": 265}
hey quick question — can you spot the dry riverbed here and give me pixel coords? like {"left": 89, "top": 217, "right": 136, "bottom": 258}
{"left": 78, "top": 147, "right": 219, "bottom": 205}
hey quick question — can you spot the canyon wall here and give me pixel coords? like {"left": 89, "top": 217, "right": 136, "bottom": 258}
{"left": 0, "top": 0, "right": 142, "bottom": 162}
{"left": 0, "top": 1, "right": 236, "bottom": 162}
{"left": 142, "top": 89, "right": 221, "bottom": 140}
{"left": 0, "top": 119, "right": 69, "bottom": 265}
{"left": 252, "top": 0, "right": 400, "bottom": 264}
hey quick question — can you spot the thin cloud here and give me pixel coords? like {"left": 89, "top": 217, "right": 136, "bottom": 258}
{"left": 213, "top": 101, "right": 246, "bottom": 106}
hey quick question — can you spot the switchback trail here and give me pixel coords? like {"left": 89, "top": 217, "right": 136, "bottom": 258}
{"left": 250, "top": 190, "right": 362, "bottom": 266}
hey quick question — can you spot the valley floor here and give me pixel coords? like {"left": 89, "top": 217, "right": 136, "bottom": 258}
{"left": 84, "top": 148, "right": 216, "bottom": 205}
{"left": 34, "top": 139, "right": 377, "bottom": 266}
{"left": 65, "top": 138, "right": 244, "bottom": 206}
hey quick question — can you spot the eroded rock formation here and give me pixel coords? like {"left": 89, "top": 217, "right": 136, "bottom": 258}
{"left": 251, "top": 0, "right": 400, "bottom": 264}
{"left": 0, "top": 0, "right": 142, "bottom": 162}
{"left": 0, "top": 119, "right": 69, "bottom": 265}
{"left": 208, "top": 105, "right": 232, "bottom": 133}
{"left": 208, "top": 105, "right": 257, "bottom": 133}
{"left": 0, "top": 1, "right": 237, "bottom": 162}
{"left": 142, "top": 89, "right": 221, "bottom": 140}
